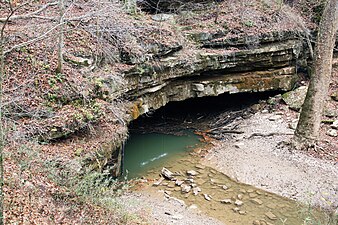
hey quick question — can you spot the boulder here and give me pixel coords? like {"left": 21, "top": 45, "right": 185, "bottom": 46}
{"left": 282, "top": 86, "right": 308, "bottom": 111}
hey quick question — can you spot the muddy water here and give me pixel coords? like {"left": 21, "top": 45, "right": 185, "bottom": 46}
{"left": 125, "top": 132, "right": 328, "bottom": 224}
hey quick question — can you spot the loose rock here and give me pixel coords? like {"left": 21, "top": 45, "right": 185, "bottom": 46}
{"left": 247, "top": 189, "right": 254, "bottom": 193}
{"left": 188, "top": 204, "right": 198, "bottom": 210}
{"left": 235, "top": 199, "right": 244, "bottom": 206}
{"left": 251, "top": 198, "right": 263, "bottom": 205}
{"left": 187, "top": 170, "right": 199, "bottom": 176}
{"left": 222, "top": 185, "right": 228, "bottom": 190}
{"left": 175, "top": 180, "right": 184, "bottom": 186}
{"left": 327, "top": 129, "right": 338, "bottom": 137}
{"left": 239, "top": 189, "right": 247, "bottom": 193}
{"left": 204, "top": 194, "right": 212, "bottom": 201}
{"left": 249, "top": 193, "right": 258, "bottom": 198}
{"left": 185, "top": 178, "right": 194, "bottom": 183}
{"left": 331, "top": 91, "right": 338, "bottom": 101}
{"left": 265, "top": 211, "right": 277, "bottom": 220}
{"left": 151, "top": 13, "right": 174, "bottom": 22}
{"left": 161, "top": 167, "right": 174, "bottom": 180}
{"left": 210, "top": 169, "right": 217, "bottom": 174}
{"left": 153, "top": 177, "right": 165, "bottom": 186}
{"left": 238, "top": 210, "right": 246, "bottom": 215}
{"left": 181, "top": 184, "right": 191, "bottom": 193}
{"left": 331, "top": 120, "right": 338, "bottom": 129}
{"left": 192, "top": 187, "right": 201, "bottom": 195}
{"left": 195, "top": 165, "right": 205, "bottom": 169}
{"left": 167, "top": 182, "right": 176, "bottom": 188}
{"left": 253, "top": 220, "right": 261, "bottom": 225}
{"left": 232, "top": 207, "right": 240, "bottom": 212}
{"left": 220, "top": 199, "right": 232, "bottom": 204}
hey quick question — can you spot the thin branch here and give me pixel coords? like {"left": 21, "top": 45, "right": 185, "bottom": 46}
{"left": 0, "top": 9, "right": 103, "bottom": 23}
{"left": 4, "top": 22, "right": 66, "bottom": 55}
{"left": 0, "top": 2, "right": 58, "bottom": 22}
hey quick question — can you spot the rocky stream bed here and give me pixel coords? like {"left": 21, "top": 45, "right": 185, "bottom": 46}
{"left": 117, "top": 97, "right": 338, "bottom": 225}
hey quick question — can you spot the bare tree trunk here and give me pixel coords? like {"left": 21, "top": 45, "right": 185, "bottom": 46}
{"left": 0, "top": 36, "right": 4, "bottom": 225}
{"left": 56, "top": 0, "right": 64, "bottom": 74}
{"left": 214, "top": 0, "right": 220, "bottom": 24}
{"left": 0, "top": 5, "right": 11, "bottom": 223}
{"left": 294, "top": 0, "right": 338, "bottom": 146}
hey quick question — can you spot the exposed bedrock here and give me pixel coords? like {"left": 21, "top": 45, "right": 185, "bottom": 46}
{"left": 121, "top": 35, "right": 305, "bottom": 120}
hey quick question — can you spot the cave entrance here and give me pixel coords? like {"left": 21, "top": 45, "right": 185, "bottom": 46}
{"left": 123, "top": 91, "right": 280, "bottom": 179}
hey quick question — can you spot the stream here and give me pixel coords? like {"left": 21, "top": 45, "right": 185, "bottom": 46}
{"left": 123, "top": 93, "right": 330, "bottom": 224}
{"left": 123, "top": 131, "right": 328, "bottom": 225}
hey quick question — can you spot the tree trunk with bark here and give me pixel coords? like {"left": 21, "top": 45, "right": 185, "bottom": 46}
{"left": 0, "top": 5, "right": 11, "bottom": 223}
{"left": 56, "top": 0, "right": 64, "bottom": 74}
{"left": 294, "top": 0, "right": 338, "bottom": 146}
{"left": 0, "top": 35, "right": 4, "bottom": 225}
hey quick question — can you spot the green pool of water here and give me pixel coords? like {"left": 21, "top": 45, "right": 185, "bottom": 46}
{"left": 123, "top": 131, "right": 202, "bottom": 178}
{"left": 123, "top": 131, "right": 331, "bottom": 224}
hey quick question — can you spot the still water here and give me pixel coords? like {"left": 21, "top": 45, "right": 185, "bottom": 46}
{"left": 123, "top": 131, "right": 331, "bottom": 224}
{"left": 123, "top": 131, "right": 202, "bottom": 178}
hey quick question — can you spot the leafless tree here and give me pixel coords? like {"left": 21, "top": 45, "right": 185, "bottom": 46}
{"left": 0, "top": 1, "right": 70, "bottom": 222}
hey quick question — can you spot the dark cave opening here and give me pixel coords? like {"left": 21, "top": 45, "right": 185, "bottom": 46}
{"left": 129, "top": 91, "right": 282, "bottom": 132}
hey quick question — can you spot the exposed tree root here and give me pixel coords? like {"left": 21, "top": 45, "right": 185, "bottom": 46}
{"left": 248, "top": 132, "right": 294, "bottom": 139}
